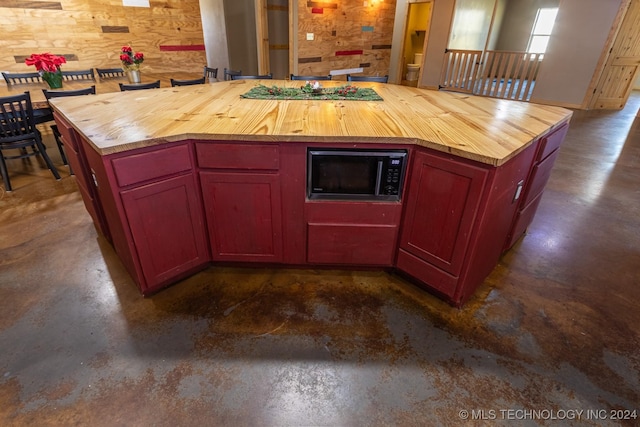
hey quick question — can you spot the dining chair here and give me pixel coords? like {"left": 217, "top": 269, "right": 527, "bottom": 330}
{"left": 43, "top": 86, "right": 96, "bottom": 173}
{"left": 61, "top": 69, "right": 95, "bottom": 81}
{"left": 171, "top": 77, "right": 206, "bottom": 87}
{"left": 290, "top": 74, "right": 332, "bottom": 81}
{"left": 346, "top": 74, "right": 389, "bottom": 83}
{"left": 119, "top": 80, "right": 161, "bottom": 91}
{"left": 96, "top": 68, "right": 125, "bottom": 79}
{"left": 230, "top": 73, "right": 272, "bottom": 80}
{"left": 0, "top": 92, "right": 61, "bottom": 191}
{"left": 203, "top": 66, "right": 218, "bottom": 82}
{"left": 224, "top": 68, "right": 242, "bottom": 80}
{"left": 2, "top": 72, "right": 43, "bottom": 86}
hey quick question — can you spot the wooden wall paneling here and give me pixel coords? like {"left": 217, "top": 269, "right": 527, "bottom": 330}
{"left": 0, "top": 0, "right": 206, "bottom": 76}
{"left": 296, "top": 0, "right": 396, "bottom": 77}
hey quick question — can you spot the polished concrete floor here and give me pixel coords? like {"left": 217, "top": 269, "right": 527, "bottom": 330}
{"left": 1, "top": 94, "right": 639, "bottom": 426}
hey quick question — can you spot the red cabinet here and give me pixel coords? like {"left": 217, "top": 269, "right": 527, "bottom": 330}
{"left": 197, "top": 142, "right": 283, "bottom": 263}
{"left": 52, "top": 112, "right": 110, "bottom": 240}
{"left": 396, "top": 144, "right": 538, "bottom": 306}
{"left": 504, "top": 122, "right": 569, "bottom": 249}
{"left": 79, "top": 140, "right": 210, "bottom": 294}
{"left": 397, "top": 150, "right": 488, "bottom": 297}
{"left": 306, "top": 201, "right": 403, "bottom": 266}
{"left": 200, "top": 172, "right": 283, "bottom": 262}
{"left": 120, "top": 174, "right": 210, "bottom": 288}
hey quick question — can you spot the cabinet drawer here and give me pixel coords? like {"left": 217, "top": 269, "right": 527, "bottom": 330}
{"left": 196, "top": 142, "right": 279, "bottom": 170}
{"left": 307, "top": 223, "right": 398, "bottom": 266}
{"left": 504, "top": 191, "right": 544, "bottom": 250}
{"left": 111, "top": 144, "right": 192, "bottom": 188}
{"left": 522, "top": 148, "right": 560, "bottom": 206}
{"left": 537, "top": 123, "right": 568, "bottom": 161}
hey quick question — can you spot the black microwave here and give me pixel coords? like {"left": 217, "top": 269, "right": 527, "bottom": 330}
{"left": 307, "top": 148, "right": 408, "bottom": 201}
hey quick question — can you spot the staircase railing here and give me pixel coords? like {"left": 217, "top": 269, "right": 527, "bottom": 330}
{"left": 440, "top": 49, "right": 543, "bottom": 101}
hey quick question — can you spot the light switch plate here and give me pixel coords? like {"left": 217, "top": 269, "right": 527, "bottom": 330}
{"left": 306, "top": 33, "right": 314, "bottom": 41}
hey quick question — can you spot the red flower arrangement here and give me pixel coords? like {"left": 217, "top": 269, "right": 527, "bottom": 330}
{"left": 24, "top": 52, "right": 67, "bottom": 88}
{"left": 120, "top": 46, "right": 144, "bottom": 71}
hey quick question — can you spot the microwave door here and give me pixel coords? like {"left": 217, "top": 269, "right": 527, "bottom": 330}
{"left": 374, "top": 159, "right": 383, "bottom": 196}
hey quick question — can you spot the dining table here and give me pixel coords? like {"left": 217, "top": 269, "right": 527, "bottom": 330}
{"left": 0, "top": 71, "right": 205, "bottom": 109}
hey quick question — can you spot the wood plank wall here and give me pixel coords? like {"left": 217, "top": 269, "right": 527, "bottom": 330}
{"left": 0, "top": 0, "right": 206, "bottom": 75}
{"left": 296, "top": 0, "right": 396, "bottom": 78}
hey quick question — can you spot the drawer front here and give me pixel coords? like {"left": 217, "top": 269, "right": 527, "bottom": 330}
{"left": 522, "top": 148, "right": 560, "bottom": 206}
{"left": 111, "top": 144, "right": 193, "bottom": 188}
{"left": 196, "top": 142, "right": 279, "bottom": 170}
{"left": 504, "top": 192, "right": 544, "bottom": 250}
{"left": 537, "top": 123, "right": 569, "bottom": 161}
{"left": 307, "top": 223, "right": 398, "bottom": 266}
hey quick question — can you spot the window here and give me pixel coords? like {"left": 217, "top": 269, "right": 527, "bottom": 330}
{"left": 527, "top": 8, "right": 559, "bottom": 54}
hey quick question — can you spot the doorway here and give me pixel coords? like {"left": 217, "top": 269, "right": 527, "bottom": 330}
{"left": 400, "top": 1, "right": 432, "bottom": 86}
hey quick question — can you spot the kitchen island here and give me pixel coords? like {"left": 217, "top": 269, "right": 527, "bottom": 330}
{"left": 50, "top": 80, "right": 572, "bottom": 306}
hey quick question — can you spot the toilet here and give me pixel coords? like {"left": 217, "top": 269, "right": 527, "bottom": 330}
{"left": 406, "top": 53, "right": 423, "bottom": 81}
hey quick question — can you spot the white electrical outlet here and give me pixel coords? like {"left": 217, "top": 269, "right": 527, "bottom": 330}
{"left": 306, "top": 33, "right": 314, "bottom": 41}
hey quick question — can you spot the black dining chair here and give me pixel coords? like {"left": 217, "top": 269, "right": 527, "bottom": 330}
{"left": 61, "top": 69, "right": 96, "bottom": 81}
{"left": 1, "top": 72, "right": 43, "bottom": 86}
{"left": 96, "top": 68, "right": 125, "bottom": 79}
{"left": 119, "top": 80, "right": 161, "bottom": 91}
{"left": 224, "top": 68, "right": 242, "bottom": 81}
{"left": 43, "top": 86, "right": 96, "bottom": 173}
{"left": 171, "top": 77, "right": 206, "bottom": 87}
{"left": 231, "top": 73, "right": 273, "bottom": 80}
{"left": 0, "top": 92, "right": 61, "bottom": 191}
{"left": 203, "top": 66, "right": 218, "bottom": 82}
{"left": 346, "top": 74, "right": 389, "bottom": 83}
{"left": 290, "top": 74, "right": 332, "bottom": 81}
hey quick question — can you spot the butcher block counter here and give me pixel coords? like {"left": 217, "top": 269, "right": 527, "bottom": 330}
{"left": 50, "top": 80, "right": 572, "bottom": 306}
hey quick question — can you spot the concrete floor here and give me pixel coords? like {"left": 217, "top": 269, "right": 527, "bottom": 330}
{"left": 1, "top": 93, "right": 639, "bottom": 427}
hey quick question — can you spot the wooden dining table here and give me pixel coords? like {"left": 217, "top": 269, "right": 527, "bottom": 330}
{"left": 0, "top": 71, "right": 205, "bottom": 109}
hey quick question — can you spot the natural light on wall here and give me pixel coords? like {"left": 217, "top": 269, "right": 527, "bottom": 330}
{"left": 527, "top": 8, "right": 559, "bottom": 54}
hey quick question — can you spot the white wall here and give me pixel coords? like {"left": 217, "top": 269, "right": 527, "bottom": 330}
{"left": 420, "top": 0, "right": 455, "bottom": 88}
{"left": 531, "top": 0, "right": 622, "bottom": 108}
{"left": 200, "top": 0, "right": 230, "bottom": 75}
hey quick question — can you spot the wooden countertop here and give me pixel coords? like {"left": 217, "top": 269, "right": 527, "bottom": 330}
{"left": 49, "top": 80, "right": 573, "bottom": 166}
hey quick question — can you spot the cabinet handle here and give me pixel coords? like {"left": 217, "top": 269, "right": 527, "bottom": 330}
{"left": 91, "top": 169, "right": 99, "bottom": 188}
{"left": 513, "top": 179, "right": 524, "bottom": 202}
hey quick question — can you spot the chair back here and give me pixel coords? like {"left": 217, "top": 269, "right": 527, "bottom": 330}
{"left": 119, "top": 81, "right": 161, "bottom": 91}
{"left": 231, "top": 73, "right": 273, "bottom": 80}
{"left": 224, "top": 68, "right": 242, "bottom": 80}
{"left": 96, "top": 68, "right": 125, "bottom": 79}
{"left": 203, "top": 66, "right": 218, "bottom": 81}
{"left": 2, "top": 72, "right": 43, "bottom": 86}
{"left": 43, "top": 86, "right": 96, "bottom": 99}
{"left": 171, "top": 77, "right": 206, "bottom": 87}
{"left": 62, "top": 69, "right": 95, "bottom": 81}
{"left": 0, "top": 93, "right": 38, "bottom": 143}
{"left": 290, "top": 74, "right": 332, "bottom": 81}
{"left": 346, "top": 74, "right": 389, "bottom": 83}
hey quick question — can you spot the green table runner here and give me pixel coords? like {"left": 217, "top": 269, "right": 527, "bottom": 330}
{"left": 241, "top": 84, "right": 383, "bottom": 101}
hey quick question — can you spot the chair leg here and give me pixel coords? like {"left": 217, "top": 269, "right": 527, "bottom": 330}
{"left": 34, "top": 138, "right": 61, "bottom": 181}
{"left": 0, "top": 155, "right": 12, "bottom": 192}
{"left": 51, "top": 125, "right": 73, "bottom": 175}
{"left": 51, "top": 125, "right": 68, "bottom": 165}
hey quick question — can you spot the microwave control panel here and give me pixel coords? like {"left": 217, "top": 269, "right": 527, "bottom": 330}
{"left": 382, "top": 157, "right": 404, "bottom": 195}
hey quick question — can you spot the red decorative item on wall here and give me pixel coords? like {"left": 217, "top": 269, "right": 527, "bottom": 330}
{"left": 159, "top": 45, "right": 206, "bottom": 52}
{"left": 311, "top": 7, "right": 323, "bottom": 13}
{"left": 335, "top": 50, "right": 364, "bottom": 56}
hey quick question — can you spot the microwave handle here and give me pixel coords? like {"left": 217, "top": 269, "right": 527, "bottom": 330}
{"left": 375, "top": 160, "right": 383, "bottom": 196}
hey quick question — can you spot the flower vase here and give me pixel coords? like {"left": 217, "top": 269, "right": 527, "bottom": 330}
{"left": 127, "top": 69, "right": 141, "bottom": 84}
{"left": 42, "top": 69, "right": 63, "bottom": 89}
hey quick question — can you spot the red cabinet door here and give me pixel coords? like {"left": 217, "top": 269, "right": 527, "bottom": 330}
{"left": 120, "top": 173, "right": 210, "bottom": 291}
{"left": 399, "top": 150, "right": 488, "bottom": 278}
{"left": 200, "top": 171, "right": 283, "bottom": 262}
